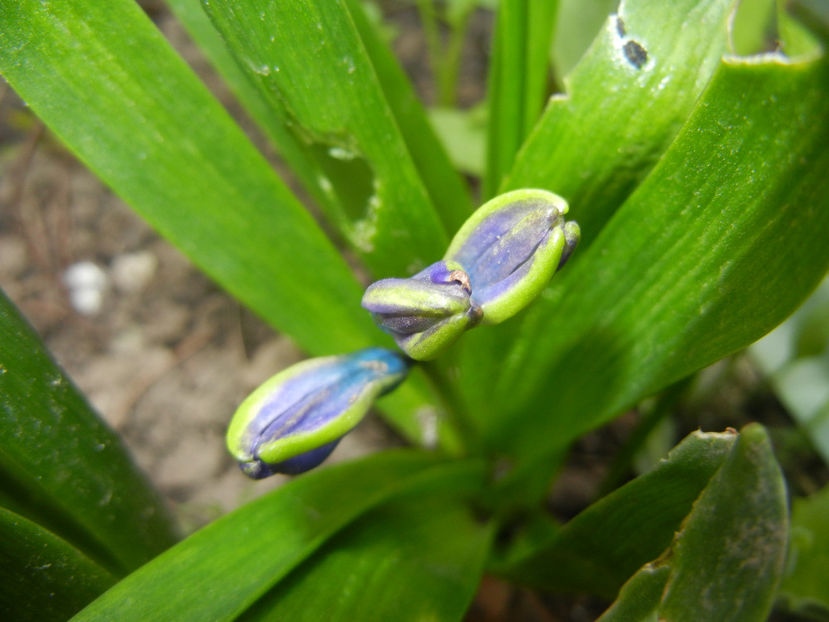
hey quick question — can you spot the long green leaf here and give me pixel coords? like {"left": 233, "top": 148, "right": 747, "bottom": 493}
{"left": 71, "top": 451, "right": 485, "bottom": 622}
{"left": 484, "top": 0, "right": 557, "bottom": 198}
{"left": 599, "top": 424, "right": 788, "bottom": 622}
{"left": 0, "top": 289, "right": 177, "bottom": 574}
{"left": 344, "top": 0, "right": 473, "bottom": 234}
{"left": 241, "top": 492, "right": 493, "bottom": 622}
{"left": 468, "top": 55, "right": 829, "bottom": 465}
{"left": 164, "top": 0, "right": 332, "bottom": 215}
{"left": 495, "top": 430, "right": 736, "bottom": 597}
{"left": 168, "top": 0, "right": 472, "bottom": 242}
{"left": 0, "top": 507, "right": 116, "bottom": 622}
{"left": 506, "top": 0, "right": 735, "bottom": 246}
{"left": 202, "top": 0, "right": 450, "bottom": 277}
{"left": 658, "top": 424, "right": 788, "bottom": 621}
{"left": 0, "top": 0, "right": 377, "bottom": 356}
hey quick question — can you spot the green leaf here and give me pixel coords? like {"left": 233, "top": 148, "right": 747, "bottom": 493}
{"left": 0, "top": 507, "right": 116, "bottom": 622}
{"left": 658, "top": 424, "right": 788, "bottom": 621}
{"left": 0, "top": 0, "right": 377, "bottom": 356}
{"left": 169, "top": 0, "right": 472, "bottom": 244}
{"left": 496, "top": 430, "right": 736, "bottom": 597}
{"left": 241, "top": 492, "right": 493, "bottom": 622}
{"left": 0, "top": 289, "right": 178, "bottom": 574}
{"left": 730, "top": 0, "right": 775, "bottom": 55}
{"left": 468, "top": 55, "right": 829, "bottom": 465}
{"left": 505, "top": 0, "right": 736, "bottom": 246}
{"left": 550, "top": 0, "right": 619, "bottom": 80}
{"left": 778, "top": 485, "right": 829, "bottom": 619}
{"left": 599, "top": 424, "right": 788, "bottom": 622}
{"left": 596, "top": 563, "right": 668, "bottom": 622}
{"left": 202, "top": 0, "right": 451, "bottom": 277}
{"left": 71, "top": 451, "right": 485, "bottom": 622}
{"left": 164, "top": 0, "right": 333, "bottom": 217}
{"left": 344, "top": 0, "right": 473, "bottom": 233}
{"left": 484, "top": 0, "right": 557, "bottom": 197}
{"left": 428, "top": 106, "right": 487, "bottom": 177}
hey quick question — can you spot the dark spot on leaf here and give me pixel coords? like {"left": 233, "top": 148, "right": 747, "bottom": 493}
{"left": 616, "top": 16, "right": 626, "bottom": 37}
{"left": 623, "top": 40, "right": 647, "bottom": 69}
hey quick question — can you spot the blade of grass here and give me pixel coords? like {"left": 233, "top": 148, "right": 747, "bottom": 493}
{"left": 71, "top": 451, "right": 486, "bottom": 622}
{"left": 0, "top": 289, "right": 178, "bottom": 575}
{"left": 163, "top": 0, "right": 335, "bottom": 217}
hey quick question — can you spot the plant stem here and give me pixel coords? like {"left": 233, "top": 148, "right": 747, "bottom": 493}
{"left": 438, "top": 6, "right": 473, "bottom": 107}
{"left": 418, "top": 358, "right": 479, "bottom": 455}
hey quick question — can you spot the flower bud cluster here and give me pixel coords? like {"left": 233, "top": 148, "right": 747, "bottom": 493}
{"left": 363, "top": 189, "right": 579, "bottom": 359}
{"left": 227, "top": 189, "right": 579, "bottom": 478}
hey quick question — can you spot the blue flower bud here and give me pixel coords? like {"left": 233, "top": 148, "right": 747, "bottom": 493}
{"left": 227, "top": 347, "right": 409, "bottom": 478}
{"left": 361, "top": 260, "right": 482, "bottom": 360}
{"left": 445, "top": 189, "right": 579, "bottom": 324}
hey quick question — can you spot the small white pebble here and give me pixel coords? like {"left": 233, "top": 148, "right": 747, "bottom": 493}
{"left": 69, "top": 287, "right": 104, "bottom": 316}
{"left": 111, "top": 251, "right": 157, "bottom": 293}
{"left": 63, "top": 261, "right": 108, "bottom": 316}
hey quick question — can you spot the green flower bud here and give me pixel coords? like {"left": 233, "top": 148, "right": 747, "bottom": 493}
{"left": 226, "top": 347, "right": 409, "bottom": 478}
{"left": 361, "top": 260, "right": 482, "bottom": 360}
{"left": 445, "top": 189, "right": 580, "bottom": 324}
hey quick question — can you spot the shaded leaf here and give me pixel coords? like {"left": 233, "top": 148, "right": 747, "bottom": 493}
{"left": 496, "top": 430, "right": 736, "bottom": 597}
{"left": 658, "top": 424, "right": 788, "bottom": 621}
{"left": 778, "top": 485, "right": 829, "bottom": 619}
{"left": 0, "top": 289, "right": 177, "bottom": 574}
{"left": 0, "top": 507, "right": 116, "bottom": 622}
{"left": 241, "top": 492, "right": 493, "bottom": 622}
{"left": 71, "top": 451, "right": 485, "bottom": 622}
{"left": 599, "top": 424, "right": 788, "bottom": 622}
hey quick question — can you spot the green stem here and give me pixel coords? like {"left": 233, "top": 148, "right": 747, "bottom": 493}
{"left": 418, "top": 359, "right": 479, "bottom": 455}
{"left": 438, "top": 6, "right": 473, "bottom": 107}
{"left": 416, "top": 0, "right": 444, "bottom": 101}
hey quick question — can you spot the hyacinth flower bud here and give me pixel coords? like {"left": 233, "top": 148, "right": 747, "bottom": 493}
{"left": 445, "top": 189, "right": 580, "bottom": 325}
{"left": 226, "top": 347, "right": 409, "bottom": 479}
{"left": 361, "top": 260, "right": 482, "bottom": 361}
